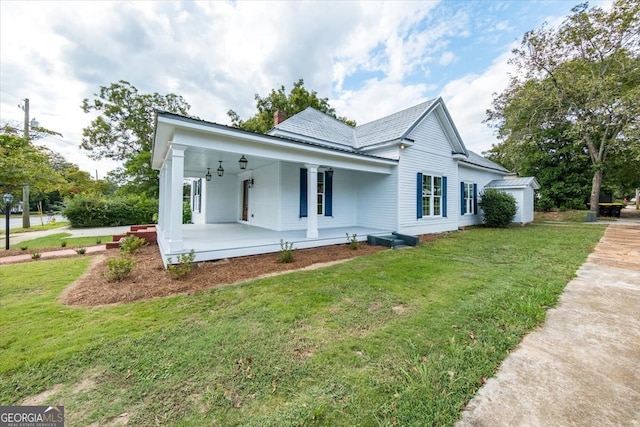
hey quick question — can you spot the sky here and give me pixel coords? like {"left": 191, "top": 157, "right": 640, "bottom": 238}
{"left": 0, "top": 0, "right": 608, "bottom": 179}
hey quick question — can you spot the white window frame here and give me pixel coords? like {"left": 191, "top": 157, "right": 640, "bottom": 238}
{"left": 192, "top": 179, "right": 202, "bottom": 213}
{"left": 317, "top": 172, "right": 325, "bottom": 215}
{"left": 463, "top": 182, "right": 475, "bottom": 215}
{"left": 422, "top": 174, "right": 442, "bottom": 217}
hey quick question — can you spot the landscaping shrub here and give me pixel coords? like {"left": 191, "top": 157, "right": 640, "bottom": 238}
{"left": 104, "top": 256, "right": 136, "bottom": 282}
{"left": 479, "top": 189, "right": 517, "bottom": 227}
{"left": 119, "top": 236, "right": 147, "bottom": 255}
{"left": 346, "top": 233, "right": 359, "bottom": 250}
{"left": 167, "top": 250, "right": 196, "bottom": 279}
{"left": 277, "top": 240, "right": 295, "bottom": 263}
{"left": 62, "top": 193, "right": 158, "bottom": 227}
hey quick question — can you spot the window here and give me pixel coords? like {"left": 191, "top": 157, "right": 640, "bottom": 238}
{"left": 417, "top": 173, "right": 447, "bottom": 218}
{"left": 423, "top": 175, "right": 442, "bottom": 216}
{"left": 317, "top": 172, "right": 325, "bottom": 215}
{"left": 300, "top": 168, "right": 333, "bottom": 217}
{"left": 461, "top": 182, "right": 478, "bottom": 215}
{"left": 192, "top": 179, "right": 202, "bottom": 213}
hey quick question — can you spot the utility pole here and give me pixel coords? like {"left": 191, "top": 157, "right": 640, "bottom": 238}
{"left": 21, "top": 98, "right": 30, "bottom": 229}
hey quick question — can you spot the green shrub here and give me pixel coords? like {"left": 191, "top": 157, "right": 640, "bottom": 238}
{"left": 277, "top": 240, "right": 295, "bottom": 263}
{"left": 62, "top": 193, "right": 158, "bottom": 227}
{"left": 167, "top": 250, "right": 196, "bottom": 279}
{"left": 479, "top": 189, "right": 517, "bottom": 228}
{"left": 119, "top": 236, "right": 147, "bottom": 255}
{"left": 104, "top": 256, "right": 136, "bottom": 282}
{"left": 61, "top": 241, "right": 67, "bottom": 248}
{"left": 20, "top": 246, "right": 28, "bottom": 251}
{"left": 76, "top": 248, "right": 87, "bottom": 255}
{"left": 346, "top": 233, "right": 359, "bottom": 250}
{"left": 31, "top": 252, "right": 41, "bottom": 260}
{"left": 183, "top": 201, "right": 192, "bottom": 224}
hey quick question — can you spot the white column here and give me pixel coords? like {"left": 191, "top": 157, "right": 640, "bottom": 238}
{"left": 162, "top": 159, "right": 172, "bottom": 239}
{"left": 157, "top": 166, "right": 166, "bottom": 232}
{"left": 168, "top": 145, "right": 185, "bottom": 251}
{"left": 305, "top": 163, "right": 318, "bottom": 238}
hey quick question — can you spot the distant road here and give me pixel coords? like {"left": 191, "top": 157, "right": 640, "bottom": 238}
{"left": 4, "top": 214, "right": 65, "bottom": 230}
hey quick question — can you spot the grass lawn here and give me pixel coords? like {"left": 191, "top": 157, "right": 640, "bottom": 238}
{"left": 0, "top": 223, "right": 605, "bottom": 426}
{"left": 9, "top": 221, "right": 69, "bottom": 233}
{"left": 10, "top": 233, "right": 113, "bottom": 250}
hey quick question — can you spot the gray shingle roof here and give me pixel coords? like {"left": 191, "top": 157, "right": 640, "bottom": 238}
{"left": 354, "top": 100, "right": 436, "bottom": 148}
{"left": 271, "top": 107, "right": 354, "bottom": 146}
{"left": 271, "top": 99, "right": 437, "bottom": 149}
{"left": 486, "top": 177, "right": 540, "bottom": 190}
{"left": 461, "top": 151, "right": 510, "bottom": 173}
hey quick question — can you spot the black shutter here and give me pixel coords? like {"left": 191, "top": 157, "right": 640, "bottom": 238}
{"left": 299, "top": 168, "right": 307, "bottom": 218}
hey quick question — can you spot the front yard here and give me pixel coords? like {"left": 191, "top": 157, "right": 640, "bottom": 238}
{"left": 0, "top": 223, "right": 605, "bottom": 426}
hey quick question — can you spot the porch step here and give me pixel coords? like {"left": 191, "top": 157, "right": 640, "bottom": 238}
{"left": 367, "top": 234, "right": 416, "bottom": 249}
{"left": 107, "top": 225, "right": 157, "bottom": 250}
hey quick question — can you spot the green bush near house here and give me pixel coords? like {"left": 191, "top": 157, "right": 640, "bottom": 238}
{"left": 63, "top": 194, "right": 158, "bottom": 227}
{"left": 480, "top": 188, "right": 517, "bottom": 228}
{"left": 183, "top": 201, "right": 192, "bottom": 224}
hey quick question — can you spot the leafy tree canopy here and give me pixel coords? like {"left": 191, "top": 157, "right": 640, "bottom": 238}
{"left": 80, "top": 80, "right": 192, "bottom": 197}
{"left": 486, "top": 0, "right": 640, "bottom": 211}
{"left": 0, "top": 134, "right": 62, "bottom": 196}
{"left": 227, "top": 78, "right": 355, "bottom": 134}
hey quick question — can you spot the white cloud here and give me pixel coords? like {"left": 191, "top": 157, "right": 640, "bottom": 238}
{"left": 440, "top": 48, "right": 516, "bottom": 155}
{"left": 438, "top": 51, "right": 457, "bottom": 66}
{"left": 1, "top": 0, "right": 582, "bottom": 180}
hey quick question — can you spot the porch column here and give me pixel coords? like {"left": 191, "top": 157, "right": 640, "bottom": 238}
{"left": 305, "top": 163, "right": 318, "bottom": 238}
{"left": 168, "top": 145, "right": 185, "bottom": 251}
{"left": 157, "top": 165, "right": 166, "bottom": 232}
{"left": 162, "top": 159, "right": 172, "bottom": 239}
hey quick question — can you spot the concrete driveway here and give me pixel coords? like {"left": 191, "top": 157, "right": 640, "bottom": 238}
{"left": 457, "top": 220, "right": 640, "bottom": 426}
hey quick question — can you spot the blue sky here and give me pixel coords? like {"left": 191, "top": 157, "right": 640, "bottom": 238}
{"left": 0, "top": 0, "right": 606, "bottom": 178}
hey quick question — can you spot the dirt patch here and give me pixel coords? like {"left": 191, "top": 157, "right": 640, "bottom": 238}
{"left": 61, "top": 243, "right": 390, "bottom": 306}
{"left": 21, "top": 384, "right": 64, "bottom": 406}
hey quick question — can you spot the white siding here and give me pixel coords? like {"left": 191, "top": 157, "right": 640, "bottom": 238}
{"left": 279, "top": 162, "right": 359, "bottom": 231}
{"left": 398, "top": 113, "right": 459, "bottom": 235}
{"left": 248, "top": 162, "right": 280, "bottom": 229}
{"left": 458, "top": 165, "right": 506, "bottom": 227}
{"left": 497, "top": 186, "right": 535, "bottom": 224}
{"left": 355, "top": 169, "right": 398, "bottom": 230}
{"left": 205, "top": 177, "right": 237, "bottom": 223}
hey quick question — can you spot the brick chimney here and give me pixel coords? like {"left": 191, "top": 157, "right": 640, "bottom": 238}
{"left": 274, "top": 110, "right": 287, "bottom": 126}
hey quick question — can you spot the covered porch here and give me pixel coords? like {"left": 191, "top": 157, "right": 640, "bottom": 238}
{"left": 157, "top": 223, "right": 390, "bottom": 265}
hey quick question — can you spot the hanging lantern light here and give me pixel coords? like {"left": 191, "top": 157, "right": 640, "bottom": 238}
{"left": 217, "top": 161, "right": 224, "bottom": 177}
{"left": 205, "top": 168, "right": 212, "bottom": 181}
{"left": 239, "top": 155, "right": 248, "bottom": 170}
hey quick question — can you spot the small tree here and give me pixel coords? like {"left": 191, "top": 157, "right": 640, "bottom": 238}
{"left": 479, "top": 189, "right": 517, "bottom": 228}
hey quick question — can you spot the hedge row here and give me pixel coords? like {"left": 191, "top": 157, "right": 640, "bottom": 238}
{"left": 63, "top": 194, "right": 159, "bottom": 227}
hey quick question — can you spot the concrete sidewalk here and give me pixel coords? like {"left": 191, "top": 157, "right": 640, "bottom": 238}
{"left": 457, "top": 223, "right": 640, "bottom": 427}
{"left": 0, "top": 225, "right": 131, "bottom": 264}
{"left": 2, "top": 225, "right": 131, "bottom": 245}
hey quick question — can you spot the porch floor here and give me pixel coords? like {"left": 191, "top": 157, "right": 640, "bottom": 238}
{"left": 157, "top": 223, "right": 391, "bottom": 265}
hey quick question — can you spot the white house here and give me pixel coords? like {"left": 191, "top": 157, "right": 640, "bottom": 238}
{"left": 152, "top": 97, "right": 537, "bottom": 265}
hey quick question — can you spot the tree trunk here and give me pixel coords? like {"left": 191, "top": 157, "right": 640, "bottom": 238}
{"left": 589, "top": 169, "right": 603, "bottom": 214}
{"left": 22, "top": 185, "right": 30, "bottom": 228}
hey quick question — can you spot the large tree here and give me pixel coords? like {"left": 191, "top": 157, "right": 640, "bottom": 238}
{"left": 80, "top": 81, "right": 192, "bottom": 197}
{"left": 227, "top": 78, "right": 355, "bottom": 134}
{"left": 0, "top": 134, "right": 62, "bottom": 198}
{"left": 486, "top": 0, "right": 640, "bottom": 212}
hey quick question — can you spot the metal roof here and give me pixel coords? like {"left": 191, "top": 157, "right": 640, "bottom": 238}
{"left": 486, "top": 177, "right": 540, "bottom": 190}
{"left": 460, "top": 151, "right": 510, "bottom": 173}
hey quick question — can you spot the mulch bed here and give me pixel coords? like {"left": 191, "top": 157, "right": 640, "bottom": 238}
{"left": 61, "top": 242, "right": 390, "bottom": 306}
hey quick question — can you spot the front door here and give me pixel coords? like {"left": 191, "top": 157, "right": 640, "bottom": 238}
{"left": 241, "top": 179, "right": 250, "bottom": 221}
